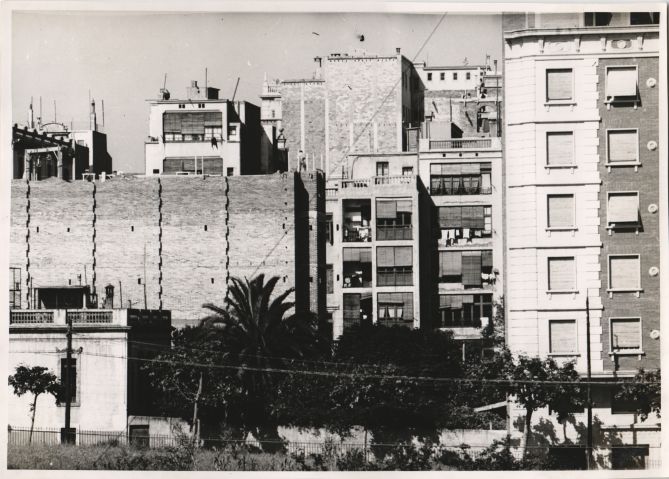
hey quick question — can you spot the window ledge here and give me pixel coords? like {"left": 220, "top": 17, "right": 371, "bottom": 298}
{"left": 546, "top": 289, "right": 579, "bottom": 294}
{"left": 606, "top": 224, "right": 641, "bottom": 235}
{"left": 544, "top": 101, "right": 577, "bottom": 107}
{"left": 605, "top": 162, "right": 641, "bottom": 167}
{"left": 609, "top": 350, "right": 645, "bottom": 357}
{"left": 544, "top": 164, "right": 577, "bottom": 169}
{"left": 607, "top": 288, "right": 643, "bottom": 298}
{"left": 548, "top": 353, "right": 580, "bottom": 357}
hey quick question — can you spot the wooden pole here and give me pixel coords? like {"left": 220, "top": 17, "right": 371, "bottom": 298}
{"left": 586, "top": 295, "right": 593, "bottom": 469}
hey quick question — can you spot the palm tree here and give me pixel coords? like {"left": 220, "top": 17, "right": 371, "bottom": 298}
{"left": 201, "top": 274, "right": 327, "bottom": 445}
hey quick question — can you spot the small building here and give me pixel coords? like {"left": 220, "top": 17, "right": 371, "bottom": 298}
{"left": 144, "top": 80, "right": 265, "bottom": 176}
{"left": 8, "top": 284, "right": 171, "bottom": 434}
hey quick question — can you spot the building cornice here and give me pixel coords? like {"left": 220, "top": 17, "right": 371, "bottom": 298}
{"left": 504, "top": 25, "right": 659, "bottom": 41}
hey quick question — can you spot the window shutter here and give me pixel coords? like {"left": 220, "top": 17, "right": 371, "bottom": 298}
{"left": 461, "top": 163, "right": 481, "bottom": 175}
{"left": 402, "top": 292, "right": 413, "bottom": 320}
{"left": 343, "top": 248, "right": 361, "bottom": 262}
{"left": 440, "top": 251, "right": 462, "bottom": 276}
{"left": 548, "top": 257, "right": 575, "bottom": 291}
{"left": 181, "top": 113, "right": 205, "bottom": 134}
{"left": 376, "top": 247, "right": 395, "bottom": 267}
{"left": 202, "top": 157, "right": 223, "bottom": 175}
{"left": 611, "top": 318, "right": 640, "bottom": 350}
{"left": 610, "top": 256, "right": 640, "bottom": 290}
{"left": 343, "top": 294, "right": 360, "bottom": 320}
{"left": 359, "top": 249, "right": 372, "bottom": 263}
{"left": 546, "top": 69, "right": 573, "bottom": 101}
{"left": 439, "top": 295, "right": 452, "bottom": 309}
{"left": 608, "top": 193, "right": 639, "bottom": 224}
{"left": 608, "top": 130, "right": 637, "bottom": 163}
{"left": 548, "top": 195, "right": 574, "bottom": 227}
{"left": 394, "top": 247, "right": 413, "bottom": 267}
{"left": 481, "top": 250, "right": 493, "bottom": 268}
{"left": 472, "top": 206, "right": 486, "bottom": 229}
{"left": 462, "top": 251, "right": 482, "bottom": 286}
{"left": 376, "top": 200, "right": 397, "bottom": 219}
{"left": 204, "top": 111, "right": 223, "bottom": 126}
{"left": 450, "top": 295, "right": 463, "bottom": 308}
{"left": 441, "top": 164, "right": 463, "bottom": 175}
{"left": 461, "top": 206, "right": 474, "bottom": 229}
{"left": 439, "top": 207, "right": 462, "bottom": 229}
{"left": 163, "top": 113, "right": 182, "bottom": 133}
{"left": 550, "top": 320, "right": 576, "bottom": 353}
{"left": 547, "top": 132, "right": 574, "bottom": 165}
{"left": 606, "top": 67, "right": 637, "bottom": 97}
{"left": 396, "top": 199, "right": 413, "bottom": 213}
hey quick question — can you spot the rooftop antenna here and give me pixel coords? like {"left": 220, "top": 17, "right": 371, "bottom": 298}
{"left": 231, "top": 77, "right": 240, "bottom": 102}
{"left": 160, "top": 73, "right": 170, "bottom": 100}
{"left": 205, "top": 67, "right": 208, "bottom": 93}
{"left": 53, "top": 100, "right": 57, "bottom": 123}
{"left": 102, "top": 99, "right": 105, "bottom": 126}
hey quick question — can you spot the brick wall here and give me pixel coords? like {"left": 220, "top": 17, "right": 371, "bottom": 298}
{"left": 10, "top": 173, "right": 324, "bottom": 326}
{"left": 597, "top": 56, "right": 661, "bottom": 372}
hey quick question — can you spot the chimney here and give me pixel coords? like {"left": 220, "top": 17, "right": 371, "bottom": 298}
{"left": 90, "top": 99, "right": 97, "bottom": 131}
{"left": 314, "top": 57, "right": 322, "bottom": 79}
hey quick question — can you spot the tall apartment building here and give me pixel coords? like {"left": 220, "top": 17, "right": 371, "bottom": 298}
{"left": 261, "top": 49, "right": 424, "bottom": 178}
{"left": 503, "top": 11, "right": 662, "bottom": 467}
{"left": 144, "top": 80, "right": 266, "bottom": 176}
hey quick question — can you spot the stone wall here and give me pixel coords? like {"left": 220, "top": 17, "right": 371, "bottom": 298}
{"left": 10, "top": 173, "right": 324, "bottom": 326}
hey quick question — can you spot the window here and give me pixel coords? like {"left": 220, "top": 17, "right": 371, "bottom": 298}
{"left": 163, "top": 112, "right": 222, "bottom": 142}
{"left": 271, "top": 109, "right": 275, "bottom": 118}
{"left": 402, "top": 166, "right": 413, "bottom": 176}
{"left": 343, "top": 293, "right": 372, "bottom": 328}
{"left": 546, "top": 132, "right": 574, "bottom": 166}
{"left": 438, "top": 206, "right": 492, "bottom": 239}
{"left": 440, "top": 72, "right": 445, "bottom": 81}
{"left": 377, "top": 246, "right": 413, "bottom": 286}
{"left": 437, "top": 294, "right": 492, "bottom": 328}
{"left": 611, "top": 446, "right": 649, "bottom": 469}
{"left": 343, "top": 199, "right": 372, "bottom": 242}
{"left": 610, "top": 318, "right": 641, "bottom": 353}
{"left": 129, "top": 426, "right": 150, "bottom": 448}
{"left": 466, "top": 72, "right": 471, "bottom": 80}
{"left": 584, "top": 12, "right": 612, "bottom": 26}
{"left": 376, "top": 162, "right": 389, "bottom": 177}
{"left": 343, "top": 248, "right": 372, "bottom": 288}
{"left": 438, "top": 250, "right": 492, "bottom": 286}
{"left": 152, "top": 169, "right": 159, "bottom": 174}
{"left": 549, "top": 320, "right": 577, "bottom": 354}
{"left": 607, "top": 192, "right": 639, "bottom": 228}
{"left": 325, "top": 213, "right": 333, "bottom": 245}
{"left": 326, "top": 264, "right": 334, "bottom": 294}
{"left": 453, "top": 72, "right": 458, "bottom": 80}
{"left": 60, "top": 358, "right": 77, "bottom": 404}
{"left": 430, "top": 163, "right": 492, "bottom": 195}
{"left": 548, "top": 257, "right": 576, "bottom": 292}
{"left": 607, "top": 130, "right": 638, "bottom": 164}
{"left": 547, "top": 194, "right": 575, "bottom": 229}
{"left": 226, "top": 167, "right": 234, "bottom": 176}
{"left": 630, "top": 12, "right": 660, "bottom": 25}
{"left": 606, "top": 66, "right": 638, "bottom": 103}
{"left": 378, "top": 292, "right": 413, "bottom": 325}
{"left": 376, "top": 199, "right": 412, "bottom": 240}
{"left": 228, "top": 124, "right": 238, "bottom": 139}
{"left": 609, "top": 255, "right": 640, "bottom": 291}
{"left": 546, "top": 69, "right": 573, "bottom": 102}
{"left": 427, "top": 73, "right": 432, "bottom": 81}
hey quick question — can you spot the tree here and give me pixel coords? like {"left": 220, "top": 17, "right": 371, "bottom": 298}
{"left": 615, "top": 368, "right": 661, "bottom": 421}
{"left": 8, "top": 365, "right": 62, "bottom": 443}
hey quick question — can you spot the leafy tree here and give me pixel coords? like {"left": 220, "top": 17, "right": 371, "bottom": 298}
{"left": 544, "top": 361, "right": 585, "bottom": 440}
{"left": 8, "top": 365, "right": 62, "bottom": 443}
{"left": 615, "top": 368, "right": 661, "bottom": 421}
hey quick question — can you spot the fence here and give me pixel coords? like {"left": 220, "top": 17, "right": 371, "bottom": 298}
{"left": 7, "top": 426, "right": 662, "bottom": 470}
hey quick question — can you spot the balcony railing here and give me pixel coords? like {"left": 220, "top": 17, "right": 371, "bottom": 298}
{"left": 377, "top": 317, "right": 414, "bottom": 328}
{"left": 377, "top": 270, "right": 413, "bottom": 287}
{"left": 10, "top": 310, "right": 54, "bottom": 324}
{"left": 343, "top": 226, "right": 372, "bottom": 243}
{"left": 430, "top": 139, "right": 492, "bottom": 149}
{"left": 430, "top": 185, "right": 492, "bottom": 196}
{"left": 67, "top": 310, "right": 113, "bottom": 324}
{"left": 340, "top": 175, "right": 414, "bottom": 189}
{"left": 376, "top": 225, "right": 413, "bottom": 241}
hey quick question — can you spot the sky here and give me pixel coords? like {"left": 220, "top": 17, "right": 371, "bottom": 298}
{"left": 12, "top": 11, "right": 502, "bottom": 173}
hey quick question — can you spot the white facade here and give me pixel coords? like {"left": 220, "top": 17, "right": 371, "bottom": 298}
{"left": 416, "top": 64, "right": 482, "bottom": 91}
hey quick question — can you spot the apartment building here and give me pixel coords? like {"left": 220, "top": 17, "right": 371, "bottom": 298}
{"left": 325, "top": 153, "right": 433, "bottom": 337}
{"left": 262, "top": 49, "right": 424, "bottom": 178}
{"left": 144, "top": 80, "right": 266, "bottom": 176}
{"left": 503, "top": 11, "right": 662, "bottom": 468}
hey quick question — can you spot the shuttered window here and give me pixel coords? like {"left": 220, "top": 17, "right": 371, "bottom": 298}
{"left": 611, "top": 318, "right": 641, "bottom": 352}
{"left": 376, "top": 200, "right": 397, "bottom": 219}
{"left": 547, "top": 132, "right": 574, "bottom": 166}
{"left": 548, "top": 257, "right": 576, "bottom": 291}
{"left": 547, "top": 194, "right": 574, "bottom": 228}
{"left": 607, "top": 130, "right": 638, "bottom": 163}
{"left": 326, "top": 265, "right": 334, "bottom": 294}
{"left": 609, "top": 255, "right": 640, "bottom": 290}
{"left": 439, "top": 251, "right": 462, "bottom": 277}
{"left": 378, "top": 292, "right": 413, "bottom": 321}
{"left": 608, "top": 193, "right": 639, "bottom": 225}
{"left": 606, "top": 66, "right": 638, "bottom": 98}
{"left": 462, "top": 251, "right": 482, "bottom": 287}
{"left": 549, "top": 320, "right": 577, "bottom": 354}
{"left": 343, "top": 294, "right": 360, "bottom": 320}
{"left": 376, "top": 246, "right": 412, "bottom": 267}
{"left": 546, "top": 69, "right": 573, "bottom": 101}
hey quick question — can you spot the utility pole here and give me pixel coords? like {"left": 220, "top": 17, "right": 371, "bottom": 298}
{"left": 64, "top": 309, "right": 73, "bottom": 444}
{"left": 585, "top": 295, "right": 593, "bottom": 469}
{"left": 192, "top": 372, "right": 203, "bottom": 446}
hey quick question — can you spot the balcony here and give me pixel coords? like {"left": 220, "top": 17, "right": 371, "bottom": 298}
{"left": 377, "top": 267, "right": 413, "bottom": 287}
{"left": 420, "top": 137, "right": 501, "bottom": 151}
{"left": 340, "top": 175, "right": 415, "bottom": 189}
{"left": 376, "top": 224, "right": 413, "bottom": 241}
{"left": 430, "top": 185, "right": 492, "bottom": 196}
{"left": 9, "top": 309, "right": 170, "bottom": 328}
{"left": 343, "top": 199, "right": 372, "bottom": 243}
{"left": 377, "top": 317, "right": 414, "bottom": 328}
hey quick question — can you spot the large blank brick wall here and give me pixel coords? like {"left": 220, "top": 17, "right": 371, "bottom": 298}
{"left": 96, "top": 178, "right": 160, "bottom": 310}
{"left": 10, "top": 182, "right": 28, "bottom": 306}
{"left": 160, "top": 177, "right": 228, "bottom": 321}
{"left": 28, "top": 179, "right": 94, "bottom": 291}
{"left": 280, "top": 81, "right": 327, "bottom": 168}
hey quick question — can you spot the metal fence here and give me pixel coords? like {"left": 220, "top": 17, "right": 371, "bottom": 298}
{"left": 7, "top": 426, "right": 662, "bottom": 470}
